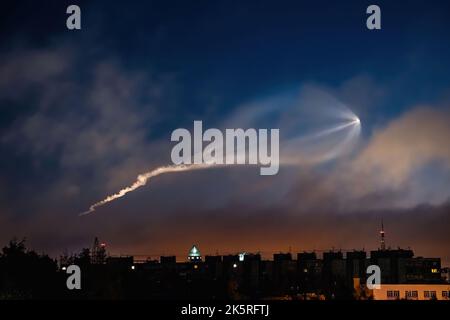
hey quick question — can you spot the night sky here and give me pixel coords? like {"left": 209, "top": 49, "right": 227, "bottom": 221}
{"left": 1, "top": 0, "right": 450, "bottom": 264}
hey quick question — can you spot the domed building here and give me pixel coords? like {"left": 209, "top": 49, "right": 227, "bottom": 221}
{"left": 188, "top": 244, "right": 202, "bottom": 262}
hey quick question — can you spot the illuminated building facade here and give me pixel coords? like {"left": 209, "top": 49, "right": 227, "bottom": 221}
{"left": 371, "top": 284, "right": 450, "bottom": 300}
{"left": 188, "top": 245, "right": 202, "bottom": 262}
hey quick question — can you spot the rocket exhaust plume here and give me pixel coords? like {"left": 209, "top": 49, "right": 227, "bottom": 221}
{"left": 80, "top": 105, "right": 360, "bottom": 215}
{"left": 80, "top": 163, "right": 211, "bottom": 216}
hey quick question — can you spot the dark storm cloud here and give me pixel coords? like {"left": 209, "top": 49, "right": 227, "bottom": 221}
{"left": 2, "top": 47, "right": 167, "bottom": 175}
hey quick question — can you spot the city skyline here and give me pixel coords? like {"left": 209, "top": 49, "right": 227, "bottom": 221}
{"left": 6, "top": 220, "right": 447, "bottom": 267}
{"left": 3, "top": 233, "right": 447, "bottom": 300}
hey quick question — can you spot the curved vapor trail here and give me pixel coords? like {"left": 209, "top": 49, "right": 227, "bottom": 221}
{"left": 282, "top": 117, "right": 361, "bottom": 165}
{"left": 80, "top": 115, "right": 361, "bottom": 215}
{"left": 289, "top": 118, "right": 359, "bottom": 144}
{"left": 309, "top": 119, "right": 358, "bottom": 139}
{"left": 80, "top": 163, "right": 211, "bottom": 216}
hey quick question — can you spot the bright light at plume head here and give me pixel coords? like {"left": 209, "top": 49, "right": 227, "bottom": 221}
{"left": 353, "top": 116, "right": 361, "bottom": 125}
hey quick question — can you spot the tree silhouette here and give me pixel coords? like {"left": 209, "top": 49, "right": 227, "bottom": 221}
{"left": 0, "top": 238, "right": 60, "bottom": 299}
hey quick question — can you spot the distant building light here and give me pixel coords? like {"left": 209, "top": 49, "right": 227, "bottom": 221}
{"left": 194, "top": 264, "right": 198, "bottom": 269}
{"left": 233, "top": 263, "right": 237, "bottom": 268}
{"left": 239, "top": 252, "right": 246, "bottom": 262}
{"left": 131, "top": 265, "right": 135, "bottom": 270}
{"left": 62, "top": 266, "right": 67, "bottom": 271}
{"left": 188, "top": 245, "right": 202, "bottom": 262}
{"left": 431, "top": 268, "right": 439, "bottom": 273}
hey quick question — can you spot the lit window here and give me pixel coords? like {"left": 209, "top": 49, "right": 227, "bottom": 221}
{"left": 406, "top": 291, "right": 418, "bottom": 299}
{"left": 431, "top": 268, "right": 439, "bottom": 273}
{"left": 387, "top": 291, "right": 399, "bottom": 298}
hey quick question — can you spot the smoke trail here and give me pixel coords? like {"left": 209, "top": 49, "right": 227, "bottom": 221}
{"left": 80, "top": 110, "right": 361, "bottom": 215}
{"left": 80, "top": 163, "right": 211, "bottom": 216}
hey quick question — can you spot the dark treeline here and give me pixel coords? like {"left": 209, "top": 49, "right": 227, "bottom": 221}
{"left": 0, "top": 238, "right": 117, "bottom": 299}
{"left": 0, "top": 239, "right": 62, "bottom": 299}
